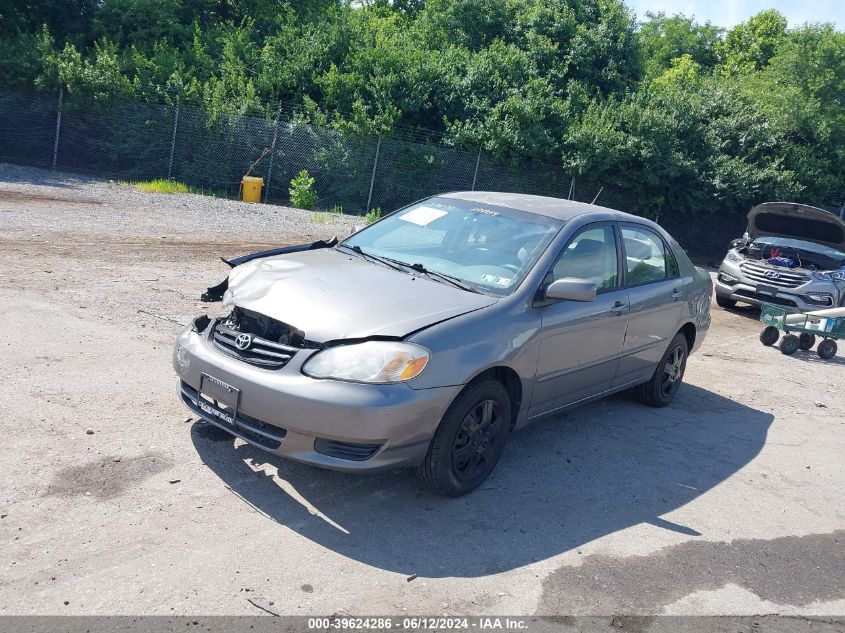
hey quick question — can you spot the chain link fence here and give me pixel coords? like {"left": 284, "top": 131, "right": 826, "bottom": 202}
{"left": 1, "top": 88, "right": 842, "bottom": 262}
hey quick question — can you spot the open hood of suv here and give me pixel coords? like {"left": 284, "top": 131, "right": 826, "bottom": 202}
{"left": 747, "top": 202, "right": 845, "bottom": 251}
{"left": 223, "top": 248, "right": 498, "bottom": 343}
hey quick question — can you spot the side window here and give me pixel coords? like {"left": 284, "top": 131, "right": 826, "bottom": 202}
{"left": 621, "top": 226, "right": 676, "bottom": 285}
{"left": 549, "top": 226, "right": 618, "bottom": 292}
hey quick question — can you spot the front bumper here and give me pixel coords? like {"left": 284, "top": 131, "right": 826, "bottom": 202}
{"left": 715, "top": 260, "right": 843, "bottom": 310}
{"left": 173, "top": 324, "right": 462, "bottom": 472}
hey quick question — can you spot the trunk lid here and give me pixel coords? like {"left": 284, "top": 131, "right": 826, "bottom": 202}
{"left": 223, "top": 247, "right": 498, "bottom": 343}
{"left": 747, "top": 202, "right": 845, "bottom": 251}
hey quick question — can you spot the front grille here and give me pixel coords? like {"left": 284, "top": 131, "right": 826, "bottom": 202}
{"left": 210, "top": 308, "right": 303, "bottom": 370}
{"left": 739, "top": 261, "right": 808, "bottom": 288}
{"left": 314, "top": 438, "right": 382, "bottom": 461}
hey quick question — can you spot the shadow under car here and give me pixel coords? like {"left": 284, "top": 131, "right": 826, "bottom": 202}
{"left": 191, "top": 383, "right": 772, "bottom": 578}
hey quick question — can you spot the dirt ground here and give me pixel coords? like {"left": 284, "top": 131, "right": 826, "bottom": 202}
{"left": 0, "top": 167, "right": 843, "bottom": 618}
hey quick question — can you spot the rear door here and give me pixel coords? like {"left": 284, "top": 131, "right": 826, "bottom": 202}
{"left": 612, "top": 223, "right": 686, "bottom": 388}
{"left": 529, "top": 224, "right": 630, "bottom": 417}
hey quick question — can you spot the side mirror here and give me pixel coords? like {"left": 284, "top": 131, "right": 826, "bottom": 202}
{"left": 545, "top": 277, "right": 597, "bottom": 302}
{"left": 350, "top": 225, "right": 365, "bottom": 236}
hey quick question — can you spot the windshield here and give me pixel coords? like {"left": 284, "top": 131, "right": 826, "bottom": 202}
{"left": 753, "top": 236, "right": 845, "bottom": 261}
{"left": 341, "top": 197, "right": 564, "bottom": 295}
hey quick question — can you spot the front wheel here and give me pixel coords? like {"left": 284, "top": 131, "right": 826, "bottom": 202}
{"left": 633, "top": 333, "right": 689, "bottom": 407}
{"left": 417, "top": 380, "right": 512, "bottom": 497}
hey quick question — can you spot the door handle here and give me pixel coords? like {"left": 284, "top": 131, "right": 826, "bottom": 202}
{"left": 610, "top": 300, "right": 628, "bottom": 315}
{"left": 671, "top": 288, "right": 682, "bottom": 301}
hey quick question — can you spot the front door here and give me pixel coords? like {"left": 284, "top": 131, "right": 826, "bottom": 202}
{"left": 529, "top": 224, "right": 630, "bottom": 418}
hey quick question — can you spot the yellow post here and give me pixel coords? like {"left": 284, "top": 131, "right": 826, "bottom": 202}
{"left": 241, "top": 176, "right": 264, "bottom": 203}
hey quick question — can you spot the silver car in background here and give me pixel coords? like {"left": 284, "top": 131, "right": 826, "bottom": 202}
{"left": 716, "top": 202, "right": 845, "bottom": 310}
{"left": 174, "top": 192, "right": 712, "bottom": 496}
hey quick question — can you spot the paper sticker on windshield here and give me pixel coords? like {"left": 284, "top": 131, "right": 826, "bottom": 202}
{"left": 482, "top": 274, "right": 512, "bottom": 287}
{"left": 400, "top": 206, "right": 448, "bottom": 226}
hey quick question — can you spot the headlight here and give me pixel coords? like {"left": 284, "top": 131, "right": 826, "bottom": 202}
{"left": 302, "top": 341, "right": 430, "bottom": 383}
{"left": 812, "top": 271, "right": 845, "bottom": 281}
{"left": 724, "top": 250, "right": 741, "bottom": 263}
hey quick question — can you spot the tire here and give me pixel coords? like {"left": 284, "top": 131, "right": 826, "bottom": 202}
{"left": 779, "top": 334, "right": 800, "bottom": 355}
{"left": 759, "top": 326, "right": 780, "bottom": 346}
{"left": 798, "top": 333, "right": 816, "bottom": 351}
{"left": 817, "top": 339, "right": 837, "bottom": 360}
{"left": 416, "top": 380, "right": 512, "bottom": 497}
{"left": 633, "top": 333, "right": 688, "bottom": 408}
{"left": 715, "top": 294, "right": 736, "bottom": 309}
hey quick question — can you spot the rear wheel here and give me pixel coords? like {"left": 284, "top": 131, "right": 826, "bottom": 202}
{"left": 798, "top": 333, "right": 816, "bottom": 351}
{"left": 817, "top": 339, "right": 838, "bottom": 360}
{"left": 417, "top": 380, "right": 512, "bottom": 497}
{"left": 715, "top": 294, "right": 736, "bottom": 309}
{"left": 779, "top": 334, "right": 800, "bottom": 355}
{"left": 760, "top": 326, "right": 780, "bottom": 346}
{"left": 633, "top": 333, "right": 688, "bottom": 408}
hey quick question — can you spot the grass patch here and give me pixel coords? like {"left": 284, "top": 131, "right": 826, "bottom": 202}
{"left": 134, "top": 179, "right": 195, "bottom": 194}
{"left": 365, "top": 207, "right": 381, "bottom": 224}
{"left": 312, "top": 212, "right": 331, "bottom": 224}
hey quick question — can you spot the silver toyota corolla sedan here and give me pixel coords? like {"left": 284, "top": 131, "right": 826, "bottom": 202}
{"left": 174, "top": 192, "right": 712, "bottom": 496}
{"left": 715, "top": 202, "right": 845, "bottom": 310}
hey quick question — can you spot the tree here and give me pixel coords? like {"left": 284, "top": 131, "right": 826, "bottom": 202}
{"left": 638, "top": 12, "right": 723, "bottom": 77}
{"left": 719, "top": 9, "right": 787, "bottom": 74}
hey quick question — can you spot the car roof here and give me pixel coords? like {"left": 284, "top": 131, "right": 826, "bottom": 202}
{"left": 440, "top": 191, "right": 640, "bottom": 223}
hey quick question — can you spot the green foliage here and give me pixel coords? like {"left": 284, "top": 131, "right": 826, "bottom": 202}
{"left": 289, "top": 169, "right": 317, "bottom": 210}
{"left": 639, "top": 12, "right": 723, "bottom": 77}
{"left": 365, "top": 207, "right": 381, "bottom": 224}
{"left": 719, "top": 9, "right": 788, "bottom": 74}
{"left": 0, "top": 0, "right": 842, "bottom": 225}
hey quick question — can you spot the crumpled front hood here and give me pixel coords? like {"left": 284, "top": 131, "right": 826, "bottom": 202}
{"left": 747, "top": 202, "right": 845, "bottom": 251}
{"left": 223, "top": 248, "right": 498, "bottom": 342}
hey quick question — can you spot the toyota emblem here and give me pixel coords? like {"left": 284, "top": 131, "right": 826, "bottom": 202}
{"left": 764, "top": 270, "right": 780, "bottom": 279}
{"left": 235, "top": 333, "right": 253, "bottom": 350}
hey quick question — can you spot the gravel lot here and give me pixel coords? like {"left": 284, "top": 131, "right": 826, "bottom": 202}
{"left": 0, "top": 165, "right": 843, "bottom": 620}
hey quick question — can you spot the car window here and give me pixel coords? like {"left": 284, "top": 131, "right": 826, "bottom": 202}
{"left": 621, "top": 226, "right": 677, "bottom": 285}
{"left": 342, "top": 197, "right": 564, "bottom": 295}
{"left": 549, "top": 226, "right": 618, "bottom": 292}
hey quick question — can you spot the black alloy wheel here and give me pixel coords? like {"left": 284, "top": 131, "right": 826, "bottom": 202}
{"left": 452, "top": 399, "right": 505, "bottom": 482}
{"left": 417, "top": 380, "right": 512, "bottom": 497}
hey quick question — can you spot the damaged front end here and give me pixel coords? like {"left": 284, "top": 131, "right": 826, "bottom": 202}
{"left": 716, "top": 203, "right": 845, "bottom": 309}
{"left": 203, "top": 306, "right": 313, "bottom": 370}
{"left": 201, "top": 237, "right": 338, "bottom": 303}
